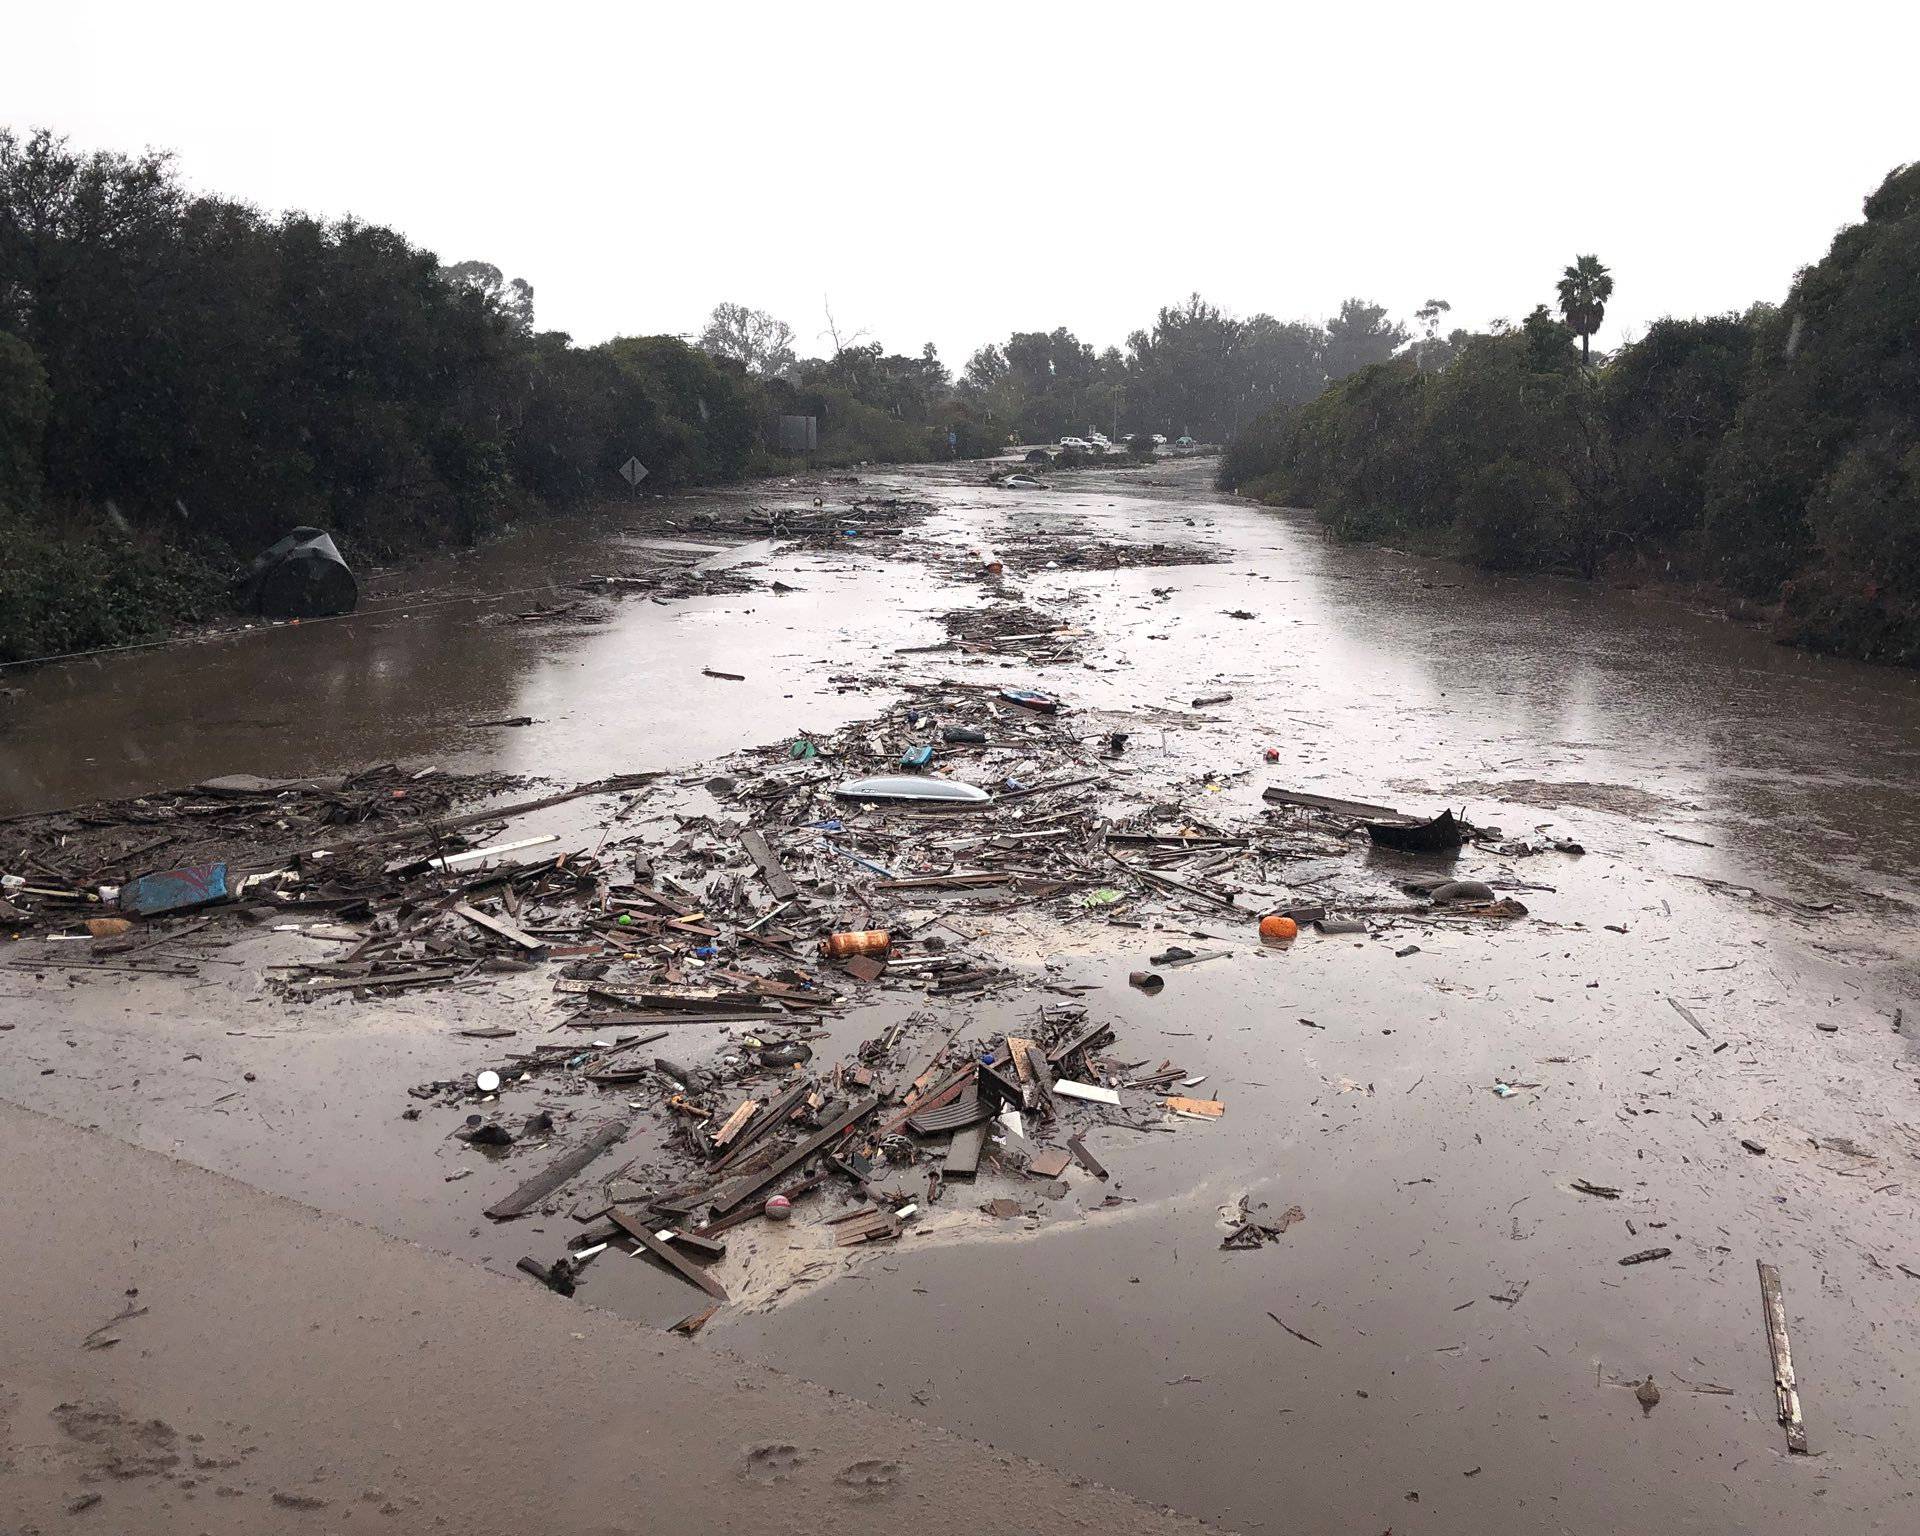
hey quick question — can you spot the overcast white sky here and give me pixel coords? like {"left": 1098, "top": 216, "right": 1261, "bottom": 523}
{"left": 6, "top": 3, "right": 1916, "bottom": 367}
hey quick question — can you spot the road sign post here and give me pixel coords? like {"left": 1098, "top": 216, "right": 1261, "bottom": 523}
{"left": 619, "top": 456, "right": 649, "bottom": 499}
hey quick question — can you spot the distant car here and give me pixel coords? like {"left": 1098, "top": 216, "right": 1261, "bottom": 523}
{"left": 1174, "top": 435, "right": 1196, "bottom": 448}
{"left": 1058, "top": 436, "right": 1092, "bottom": 450}
{"left": 1088, "top": 432, "right": 1111, "bottom": 448}
{"left": 1151, "top": 433, "right": 1168, "bottom": 445}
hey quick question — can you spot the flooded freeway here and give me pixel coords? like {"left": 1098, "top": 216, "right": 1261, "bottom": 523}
{"left": 4, "top": 456, "right": 1918, "bottom": 1535}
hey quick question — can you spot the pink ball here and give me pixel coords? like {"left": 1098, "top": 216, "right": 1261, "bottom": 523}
{"left": 764, "top": 1194, "right": 792, "bottom": 1221}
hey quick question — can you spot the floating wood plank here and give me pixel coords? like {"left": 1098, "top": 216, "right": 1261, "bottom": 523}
{"left": 584, "top": 1005, "right": 800, "bottom": 1026}
{"left": 712, "top": 1081, "right": 810, "bottom": 1170}
{"left": 738, "top": 829, "right": 798, "bottom": 901}
{"left": 1165, "top": 1095, "right": 1225, "bottom": 1118}
{"left": 709, "top": 1095, "right": 879, "bottom": 1217}
{"left": 552, "top": 978, "right": 783, "bottom": 1010}
{"left": 485, "top": 1120, "right": 630, "bottom": 1220}
{"left": 943, "top": 1123, "right": 985, "bottom": 1179}
{"left": 626, "top": 882, "right": 696, "bottom": 915}
{"left": 1261, "top": 787, "right": 1404, "bottom": 819}
{"left": 302, "top": 965, "right": 465, "bottom": 994}
{"left": 1016, "top": 1037, "right": 1055, "bottom": 1109}
{"left": 1046, "top": 1018, "right": 1115, "bottom": 1065}
{"left": 1104, "top": 832, "right": 1253, "bottom": 848}
{"left": 663, "top": 1228, "right": 727, "bottom": 1260}
{"left": 1758, "top": 1260, "right": 1809, "bottom": 1453}
{"left": 583, "top": 1064, "right": 652, "bottom": 1085}
{"left": 834, "top": 1209, "right": 901, "bottom": 1247}
{"left": 452, "top": 900, "right": 549, "bottom": 954}
{"left": 1027, "top": 1149, "right": 1071, "bottom": 1179}
{"left": 609, "top": 1209, "right": 729, "bottom": 1300}
{"left": 417, "top": 834, "right": 559, "bottom": 873}
{"left": 1066, "top": 1133, "right": 1108, "bottom": 1180}
{"left": 710, "top": 1098, "right": 759, "bottom": 1151}
{"left": 872, "top": 872, "right": 1010, "bottom": 890}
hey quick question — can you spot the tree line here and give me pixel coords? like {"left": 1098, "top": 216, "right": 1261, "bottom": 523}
{"left": 0, "top": 126, "right": 1419, "bottom": 662}
{"left": 1218, "top": 162, "right": 1920, "bottom": 666}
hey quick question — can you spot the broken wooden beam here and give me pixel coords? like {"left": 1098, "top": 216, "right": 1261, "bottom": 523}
{"left": 608, "top": 1209, "right": 729, "bottom": 1301}
{"left": 485, "top": 1120, "right": 631, "bottom": 1220}
{"left": 1261, "top": 787, "right": 1404, "bottom": 819}
{"left": 452, "top": 900, "right": 549, "bottom": 954}
{"left": 712, "top": 1080, "right": 811, "bottom": 1170}
{"left": 1757, "top": 1260, "right": 1809, "bottom": 1453}
{"left": 710, "top": 1098, "right": 760, "bottom": 1152}
{"left": 739, "top": 829, "right": 799, "bottom": 902}
{"left": 1066, "top": 1133, "right": 1108, "bottom": 1180}
{"left": 709, "top": 1095, "right": 879, "bottom": 1217}
{"left": 943, "top": 1123, "right": 985, "bottom": 1179}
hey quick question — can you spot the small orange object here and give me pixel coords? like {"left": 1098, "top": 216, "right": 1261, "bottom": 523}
{"left": 820, "top": 929, "right": 891, "bottom": 959}
{"left": 85, "top": 917, "right": 134, "bottom": 938}
{"left": 1258, "top": 914, "right": 1298, "bottom": 941}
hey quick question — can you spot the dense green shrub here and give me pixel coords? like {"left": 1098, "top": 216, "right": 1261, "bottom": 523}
{"left": 0, "top": 513, "right": 224, "bottom": 661}
{"left": 1456, "top": 458, "right": 1575, "bottom": 570}
{"left": 0, "top": 330, "right": 48, "bottom": 514}
{"left": 1219, "top": 161, "right": 1920, "bottom": 664}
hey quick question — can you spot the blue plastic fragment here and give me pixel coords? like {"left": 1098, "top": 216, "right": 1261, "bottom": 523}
{"left": 120, "top": 862, "right": 229, "bottom": 916}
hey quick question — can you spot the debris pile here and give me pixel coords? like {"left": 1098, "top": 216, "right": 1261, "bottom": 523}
{"left": 3, "top": 680, "right": 1560, "bottom": 1322}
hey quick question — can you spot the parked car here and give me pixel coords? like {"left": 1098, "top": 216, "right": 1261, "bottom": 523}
{"left": 1058, "top": 436, "right": 1092, "bottom": 450}
{"left": 1151, "top": 433, "right": 1168, "bottom": 445}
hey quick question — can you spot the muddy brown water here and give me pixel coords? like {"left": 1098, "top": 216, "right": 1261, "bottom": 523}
{"left": 3, "top": 458, "right": 1918, "bottom": 1534}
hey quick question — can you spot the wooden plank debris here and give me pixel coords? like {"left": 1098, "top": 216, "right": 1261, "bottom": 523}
{"left": 712, "top": 1081, "right": 811, "bottom": 1170}
{"left": 485, "top": 1120, "right": 630, "bottom": 1220}
{"left": 302, "top": 965, "right": 466, "bottom": 994}
{"left": 708, "top": 1094, "right": 879, "bottom": 1217}
{"left": 452, "top": 900, "right": 549, "bottom": 954}
{"left": 739, "top": 829, "right": 798, "bottom": 901}
{"left": 608, "top": 1208, "right": 729, "bottom": 1300}
{"left": 1046, "top": 1019, "right": 1116, "bottom": 1066}
{"left": 1758, "top": 1260, "right": 1809, "bottom": 1453}
{"left": 943, "top": 1123, "right": 985, "bottom": 1179}
{"left": 1066, "top": 1133, "right": 1108, "bottom": 1180}
{"left": 710, "top": 1098, "right": 759, "bottom": 1151}
{"left": 1262, "top": 787, "right": 1404, "bottom": 819}
{"left": 1165, "top": 1095, "right": 1224, "bottom": 1119}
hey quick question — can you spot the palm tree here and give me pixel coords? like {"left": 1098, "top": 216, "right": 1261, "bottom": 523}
{"left": 1556, "top": 255, "right": 1614, "bottom": 365}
